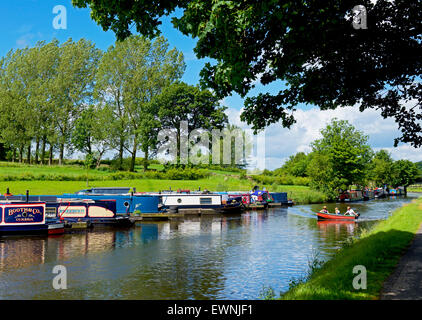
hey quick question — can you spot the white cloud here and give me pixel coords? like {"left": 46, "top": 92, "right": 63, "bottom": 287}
{"left": 226, "top": 106, "right": 422, "bottom": 170}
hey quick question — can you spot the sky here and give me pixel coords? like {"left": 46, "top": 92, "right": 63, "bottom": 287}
{"left": 0, "top": 0, "right": 420, "bottom": 169}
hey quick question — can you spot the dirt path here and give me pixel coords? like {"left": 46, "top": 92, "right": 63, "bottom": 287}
{"left": 381, "top": 224, "right": 422, "bottom": 300}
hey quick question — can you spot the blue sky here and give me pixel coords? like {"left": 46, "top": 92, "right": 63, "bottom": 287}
{"left": 1, "top": 0, "right": 420, "bottom": 169}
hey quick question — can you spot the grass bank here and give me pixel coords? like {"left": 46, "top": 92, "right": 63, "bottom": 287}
{"left": 409, "top": 187, "right": 422, "bottom": 193}
{"left": 281, "top": 197, "right": 422, "bottom": 300}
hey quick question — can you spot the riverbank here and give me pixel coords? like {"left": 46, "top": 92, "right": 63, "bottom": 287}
{"left": 281, "top": 196, "right": 422, "bottom": 300}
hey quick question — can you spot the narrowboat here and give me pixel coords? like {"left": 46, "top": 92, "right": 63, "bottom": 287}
{"left": 363, "top": 189, "right": 375, "bottom": 201}
{"left": 46, "top": 198, "right": 134, "bottom": 227}
{"left": 374, "top": 188, "right": 387, "bottom": 198}
{"left": 268, "top": 192, "right": 290, "bottom": 206}
{"left": 140, "top": 191, "right": 244, "bottom": 214}
{"left": 225, "top": 189, "right": 269, "bottom": 210}
{"left": 389, "top": 187, "right": 404, "bottom": 196}
{"left": 219, "top": 195, "right": 244, "bottom": 213}
{"left": 64, "top": 188, "right": 160, "bottom": 214}
{"left": 338, "top": 190, "right": 364, "bottom": 202}
{"left": 0, "top": 201, "right": 64, "bottom": 236}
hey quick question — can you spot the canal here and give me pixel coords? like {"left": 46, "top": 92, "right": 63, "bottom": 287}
{"left": 0, "top": 194, "right": 418, "bottom": 299}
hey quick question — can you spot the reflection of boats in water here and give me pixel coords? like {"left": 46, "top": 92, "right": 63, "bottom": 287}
{"left": 317, "top": 220, "right": 357, "bottom": 237}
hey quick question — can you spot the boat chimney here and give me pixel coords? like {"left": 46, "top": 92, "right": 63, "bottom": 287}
{"left": 26, "top": 190, "right": 29, "bottom": 202}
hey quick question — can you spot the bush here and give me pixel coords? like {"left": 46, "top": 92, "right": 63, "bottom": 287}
{"left": 110, "top": 157, "right": 132, "bottom": 171}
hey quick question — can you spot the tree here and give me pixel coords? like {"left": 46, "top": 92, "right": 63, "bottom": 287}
{"left": 370, "top": 149, "right": 393, "bottom": 186}
{"left": 308, "top": 119, "right": 372, "bottom": 197}
{"left": 0, "top": 48, "right": 34, "bottom": 163}
{"left": 390, "top": 160, "right": 419, "bottom": 194}
{"left": 306, "top": 153, "right": 339, "bottom": 199}
{"left": 95, "top": 35, "right": 185, "bottom": 172}
{"left": 51, "top": 38, "right": 101, "bottom": 165}
{"left": 151, "top": 81, "right": 228, "bottom": 165}
{"left": 72, "top": 0, "right": 422, "bottom": 148}
{"left": 281, "top": 152, "right": 312, "bottom": 177}
{"left": 71, "top": 104, "right": 113, "bottom": 167}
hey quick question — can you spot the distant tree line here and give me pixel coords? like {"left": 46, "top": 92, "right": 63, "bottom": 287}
{"left": 0, "top": 36, "right": 228, "bottom": 171}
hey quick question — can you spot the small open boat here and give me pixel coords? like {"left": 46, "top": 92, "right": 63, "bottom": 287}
{"left": 316, "top": 212, "right": 359, "bottom": 220}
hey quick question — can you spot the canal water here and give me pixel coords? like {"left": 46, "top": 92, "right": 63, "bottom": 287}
{"left": 0, "top": 194, "right": 418, "bottom": 299}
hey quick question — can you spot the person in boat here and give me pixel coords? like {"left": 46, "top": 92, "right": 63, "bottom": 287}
{"left": 335, "top": 207, "right": 341, "bottom": 215}
{"left": 320, "top": 206, "right": 329, "bottom": 214}
{"left": 345, "top": 206, "right": 358, "bottom": 216}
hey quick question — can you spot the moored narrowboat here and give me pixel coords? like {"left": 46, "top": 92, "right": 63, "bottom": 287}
{"left": 46, "top": 198, "right": 134, "bottom": 227}
{"left": 141, "top": 191, "right": 244, "bottom": 214}
{"left": 0, "top": 201, "right": 64, "bottom": 236}
{"left": 338, "top": 190, "right": 364, "bottom": 202}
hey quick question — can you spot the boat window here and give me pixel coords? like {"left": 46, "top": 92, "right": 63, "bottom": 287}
{"left": 200, "top": 198, "right": 212, "bottom": 205}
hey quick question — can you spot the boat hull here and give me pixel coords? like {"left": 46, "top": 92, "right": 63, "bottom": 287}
{"left": 0, "top": 224, "right": 48, "bottom": 236}
{"left": 316, "top": 212, "right": 358, "bottom": 220}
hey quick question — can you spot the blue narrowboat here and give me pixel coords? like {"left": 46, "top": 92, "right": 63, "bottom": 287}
{"left": 0, "top": 201, "right": 64, "bottom": 236}
{"left": 63, "top": 188, "right": 160, "bottom": 214}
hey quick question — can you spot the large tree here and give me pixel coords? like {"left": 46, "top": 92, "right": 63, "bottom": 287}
{"left": 151, "top": 81, "right": 228, "bottom": 165}
{"left": 72, "top": 0, "right": 422, "bottom": 148}
{"left": 370, "top": 149, "right": 393, "bottom": 186}
{"left": 95, "top": 35, "right": 185, "bottom": 171}
{"left": 0, "top": 48, "right": 34, "bottom": 163}
{"left": 308, "top": 119, "right": 372, "bottom": 198}
{"left": 52, "top": 39, "right": 101, "bottom": 165}
{"left": 390, "top": 160, "right": 419, "bottom": 194}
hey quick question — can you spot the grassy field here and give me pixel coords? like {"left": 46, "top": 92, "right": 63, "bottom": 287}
{"left": 281, "top": 197, "right": 422, "bottom": 300}
{"left": 0, "top": 161, "right": 327, "bottom": 204}
{"left": 409, "top": 187, "right": 422, "bottom": 193}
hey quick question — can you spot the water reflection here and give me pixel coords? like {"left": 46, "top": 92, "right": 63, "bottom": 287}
{"left": 0, "top": 194, "right": 417, "bottom": 299}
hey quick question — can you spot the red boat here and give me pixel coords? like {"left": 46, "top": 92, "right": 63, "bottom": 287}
{"left": 316, "top": 212, "right": 359, "bottom": 220}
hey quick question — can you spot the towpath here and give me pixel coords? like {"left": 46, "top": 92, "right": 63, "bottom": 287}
{"left": 381, "top": 222, "right": 422, "bottom": 300}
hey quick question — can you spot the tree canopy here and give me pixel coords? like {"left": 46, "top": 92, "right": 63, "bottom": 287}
{"left": 307, "top": 119, "right": 372, "bottom": 197}
{"left": 72, "top": 0, "right": 422, "bottom": 148}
